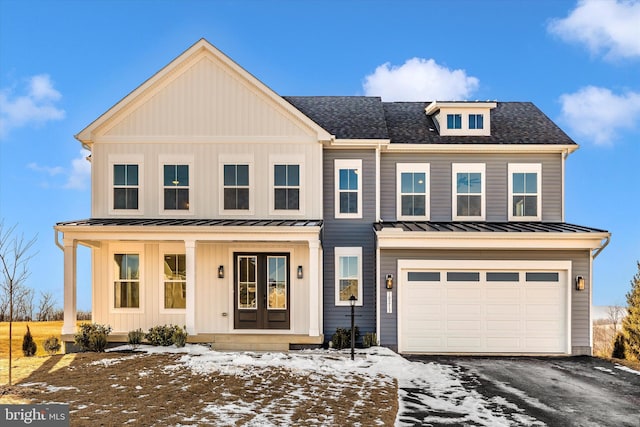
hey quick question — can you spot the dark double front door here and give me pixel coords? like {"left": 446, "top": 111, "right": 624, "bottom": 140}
{"left": 234, "top": 253, "right": 290, "bottom": 329}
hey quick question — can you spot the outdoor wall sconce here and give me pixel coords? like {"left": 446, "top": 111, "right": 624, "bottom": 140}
{"left": 297, "top": 265, "right": 303, "bottom": 279}
{"left": 575, "top": 275, "right": 585, "bottom": 291}
{"left": 218, "top": 265, "right": 225, "bottom": 279}
{"left": 385, "top": 273, "right": 394, "bottom": 289}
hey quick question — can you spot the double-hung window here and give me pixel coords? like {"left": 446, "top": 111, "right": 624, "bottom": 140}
{"left": 113, "top": 253, "right": 140, "bottom": 309}
{"left": 335, "top": 247, "right": 363, "bottom": 306}
{"left": 447, "top": 114, "right": 462, "bottom": 129}
{"left": 508, "top": 163, "right": 541, "bottom": 220}
{"left": 163, "top": 164, "right": 189, "bottom": 210}
{"left": 163, "top": 254, "right": 186, "bottom": 309}
{"left": 452, "top": 163, "right": 486, "bottom": 220}
{"left": 223, "top": 164, "right": 250, "bottom": 210}
{"left": 397, "top": 163, "right": 429, "bottom": 220}
{"left": 113, "top": 164, "right": 139, "bottom": 210}
{"left": 274, "top": 164, "right": 300, "bottom": 210}
{"left": 335, "top": 159, "right": 362, "bottom": 218}
{"left": 469, "top": 114, "right": 484, "bottom": 129}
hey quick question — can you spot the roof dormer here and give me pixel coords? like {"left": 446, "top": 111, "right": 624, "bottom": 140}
{"left": 425, "top": 101, "right": 497, "bottom": 137}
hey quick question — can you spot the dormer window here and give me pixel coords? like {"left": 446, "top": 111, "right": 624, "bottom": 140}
{"left": 447, "top": 114, "right": 462, "bottom": 129}
{"left": 425, "top": 101, "right": 496, "bottom": 137}
{"left": 469, "top": 114, "right": 484, "bottom": 129}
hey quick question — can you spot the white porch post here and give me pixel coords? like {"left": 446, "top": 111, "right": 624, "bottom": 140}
{"left": 185, "top": 240, "right": 196, "bottom": 335}
{"left": 62, "top": 238, "right": 77, "bottom": 335}
{"left": 308, "top": 239, "right": 321, "bottom": 336}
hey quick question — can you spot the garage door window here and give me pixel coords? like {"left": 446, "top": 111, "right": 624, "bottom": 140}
{"left": 447, "top": 272, "right": 480, "bottom": 282}
{"left": 526, "top": 272, "right": 559, "bottom": 282}
{"left": 407, "top": 272, "right": 440, "bottom": 281}
{"left": 487, "top": 272, "right": 520, "bottom": 282}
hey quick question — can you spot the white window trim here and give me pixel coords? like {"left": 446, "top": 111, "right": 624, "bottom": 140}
{"left": 159, "top": 243, "right": 187, "bottom": 315}
{"left": 269, "top": 154, "right": 305, "bottom": 216}
{"left": 334, "top": 159, "right": 362, "bottom": 219}
{"left": 108, "top": 154, "right": 144, "bottom": 215}
{"left": 109, "top": 243, "right": 144, "bottom": 314}
{"left": 334, "top": 247, "right": 363, "bottom": 307}
{"left": 159, "top": 154, "right": 194, "bottom": 215}
{"left": 452, "top": 163, "right": 486, "bottom": 221}
{"left": 508, "top": 163, "right": 542, "bottom": 221}
{"left": 219, "top": 154, "right": 255, "bottom": 216}
{"left": 396, "top": 163, "right": 430, "bottom": 221}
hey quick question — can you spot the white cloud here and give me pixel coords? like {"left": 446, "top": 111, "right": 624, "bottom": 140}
{"left": 64, "top": 149, "right": 92, "bottom": 190}
{"left": 548, "top": 0, "right": 640, "bottom": 60}
{"left": 362, "top": 58, "right": 479, "bottom": 101}
{"left": 0, "top": 74, "right": 65, "bottom": 138}
{"left": 27, "top": 162, "right": 65, "bottom": 176}
{"left": 559, "top": 86, "right": 640, "bottom": 145}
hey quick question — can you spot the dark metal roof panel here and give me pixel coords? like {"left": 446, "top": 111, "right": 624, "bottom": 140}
{"left": 57, "top": 218, "right": 323, "bottom": 227}
{"left": 374, "top": 221, "right": 608, "bottom": 233}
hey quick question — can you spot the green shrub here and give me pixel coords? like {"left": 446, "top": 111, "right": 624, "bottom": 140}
{"left": 146, "top": 324, "right": 185, "bottom": 346}
{"left": 172, "top": 326, "right": 188, "bottom": 348}
{"left": 612, "top": 332, "right": 626, "bottom": 359}
{"left": 74, "top": 323, "right": 112, "bottom": 352}
{"left": 330, "top": 326, "right": 359, "bottom": 350}
{"left": 128, "top": 328, "right": 145, "bottom": 349}
{"left": 43, "top": 336, "right": 61, "bottom": 356}
{"left": 22, "top": 325, "right": 37, "bottom": 357}
{"left": 362, "top": 332, "right": 378, "bottom": 348}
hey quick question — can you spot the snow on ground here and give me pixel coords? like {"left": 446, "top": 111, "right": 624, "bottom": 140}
{"left": 615, "top": 364, "right": 640, "bottom": 376}
{"left": 103, "top": 344, "right": 548, "bottom": 426}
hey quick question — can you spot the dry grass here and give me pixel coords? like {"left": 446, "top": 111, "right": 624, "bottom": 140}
{"left": 0, "top": 352, "right": 398, "bottom": 426}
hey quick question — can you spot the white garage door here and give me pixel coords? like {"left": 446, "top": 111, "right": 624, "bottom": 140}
{"left": 398, "top": 260, "right": 570, "bottom": 354}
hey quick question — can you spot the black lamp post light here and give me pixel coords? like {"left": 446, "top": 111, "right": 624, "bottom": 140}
{"left": 349, "top": 294, "right": 357, "bottom": 360}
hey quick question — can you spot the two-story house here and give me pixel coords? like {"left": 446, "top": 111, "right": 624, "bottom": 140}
{"left": 56, "top": 39, "right": 609, "bottom": 355}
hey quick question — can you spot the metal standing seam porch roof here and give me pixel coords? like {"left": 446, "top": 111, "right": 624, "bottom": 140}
{"left": 373, "top": 221, "right": 608, "bottom": 234}
{"left": 56, "top": 218, "right": 323, "bottom": 228}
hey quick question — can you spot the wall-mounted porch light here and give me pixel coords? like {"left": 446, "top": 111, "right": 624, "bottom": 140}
{"left": 297, "top": 265, "right": 303, "bottom": 279}
{"left": 385, "top": 274, "right": 394, "bottom": 289}
{"left": 218, "top": 265, "right": 225, "bottom": 279}
{"left": 575, "top": 275, "right": 585, "bottom": 291}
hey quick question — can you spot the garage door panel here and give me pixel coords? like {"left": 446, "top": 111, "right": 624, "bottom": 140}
{"left": 400, "top": 267, "right": 567, "bottom": 354}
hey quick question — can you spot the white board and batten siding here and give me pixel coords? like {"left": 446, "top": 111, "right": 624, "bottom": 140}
{"left": 397, "top": 260, "right": 572, "bottom": 354}
{"left": 92, "top": 241, "right": 311, "bottom": 335}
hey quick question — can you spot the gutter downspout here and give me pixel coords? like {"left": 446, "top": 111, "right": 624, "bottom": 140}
{"left": 55, "top": 229, "right": 64, "bottom": 251}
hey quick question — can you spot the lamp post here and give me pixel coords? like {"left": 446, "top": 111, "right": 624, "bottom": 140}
{"left": 349, "top": 295, "right": 357, "bottom": 360}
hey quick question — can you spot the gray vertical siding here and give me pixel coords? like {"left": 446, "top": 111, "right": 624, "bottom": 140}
{"left": 322, "top": 149, "right": 377, "bottom": 341}
{"left": 379, "top": 153, "right": 563, "bottom": 222}
{"left": 378, "top": 249, "right": 591, "bottom": 353}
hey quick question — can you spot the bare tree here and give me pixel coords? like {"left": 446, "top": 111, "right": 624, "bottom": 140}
{"left": 0, "top": 221, "right": 37, "bottom": 385}
{"left": 37, "top": 291, "right": 57, "bottom": 321}
{"left": 607, "top": 305, "right": 625, "bottom": 333}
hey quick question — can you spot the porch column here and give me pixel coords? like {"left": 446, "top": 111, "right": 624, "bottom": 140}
{"left": 62, "top": 237, "right": 77, "bottom": 335}
{"left": 185, "top": 240, "right": 196, "bottom": 334}
{"left": 308, "top": 239, "right": 321, "bottom": 336}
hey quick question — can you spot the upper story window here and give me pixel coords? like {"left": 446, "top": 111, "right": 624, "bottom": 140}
{"left": 113, "top": 164, "right": 139, "bottom": 210}
{"left": 397, "top": 163, "right": 430, "bottom": 220}
{"left": 335, "top": 247, "right": 363, "bottom": 307}
{"left": 223, "top": 164, "right": 250, "bottom": 210}
{"left": 508, "top": 163, "right": 542, "bottom": 221}
{"left": 452, "top": 163, "right": 486, "bottom": 221}
{"left": 274, "top": 164, "right": 300, "bottom": 210}
{"left": 335, "top": 159, "right": 362, "bottom": 219}
{"left": 163, "top": 164, "right": 189, "bottom": 210}
{"left": 163, "top": 254, "right": 186, "bottom": 310}
{"left": 469, "top": 114, "right": 484, "bottom": 129}
{"left": 447, "top": 114, "right": 462, "bottom": 129}
{"left": 113, "top": 253, "right": 140, "bottom": 309}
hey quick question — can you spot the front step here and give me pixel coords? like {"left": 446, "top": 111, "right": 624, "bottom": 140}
{"left": 212, "top": 342, "right": 290, "bottom": 351}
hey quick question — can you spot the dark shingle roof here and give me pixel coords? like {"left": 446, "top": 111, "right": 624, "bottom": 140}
{"left": 57, "top": 218, "right": 322, "bottom": 227}
{"left": 285, "top": 97, "right": 575, "bottom": 145}
{"left": 284, "top": 96, "right": 388, "bottom": 140}
{"left": 374, "top": 221, "right": 607, "bottom": 233}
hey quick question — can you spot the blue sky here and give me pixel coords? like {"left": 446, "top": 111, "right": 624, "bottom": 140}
{"left": 1, "top": 0, "right": 638, "bottom": 311}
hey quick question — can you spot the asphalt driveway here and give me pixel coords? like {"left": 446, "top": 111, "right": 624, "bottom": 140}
{"left": 400, "top": 355, "right": 640, "bottom": 427}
